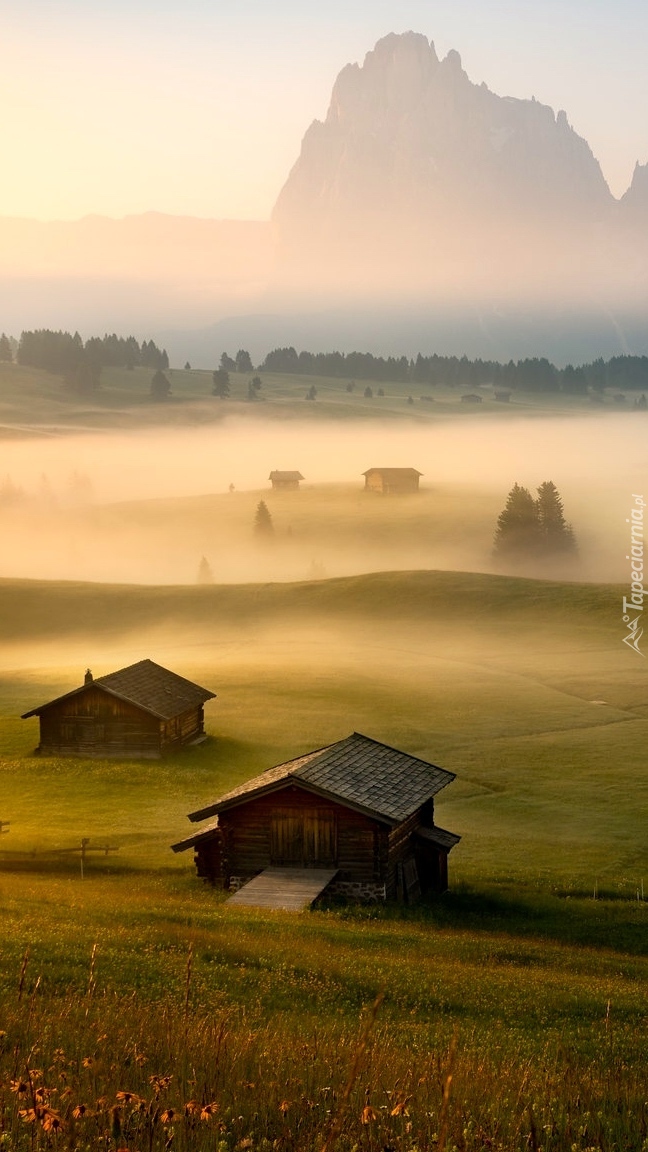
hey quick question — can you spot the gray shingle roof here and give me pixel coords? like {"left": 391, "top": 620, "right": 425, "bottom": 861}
{"left": 22, "top": 659, "right": 215, "bottom": 721}
{"left": 187, "top": 732, "right": 454, "bottom": 826}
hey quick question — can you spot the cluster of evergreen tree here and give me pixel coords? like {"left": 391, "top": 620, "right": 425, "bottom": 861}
{"left": 219, "top": 350, "right": 254, "bottom": 373}
{"left": 261, "top": 346, "right": 411, "bottom": 382}
{"left": 259, "top": 346, "right": 648, "bottom": 394}
{"left": 493, "top": 482, "right": 577, "bottom": 562}
{"left": 17, "top": 330, "right": 169, "bottom": 390}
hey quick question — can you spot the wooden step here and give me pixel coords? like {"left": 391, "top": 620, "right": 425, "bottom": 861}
{"left": 228, "top": 867, "right": 338, "bottom": 911}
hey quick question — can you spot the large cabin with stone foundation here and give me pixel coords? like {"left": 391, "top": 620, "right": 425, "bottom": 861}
{"left": 172, "top": 732, "right": 460, "bottom": 901}
{"left": 22, "top": 660, "right": 215, "bottom": 759}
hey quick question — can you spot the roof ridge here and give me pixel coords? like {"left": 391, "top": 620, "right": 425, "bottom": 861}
{"left": 349, "top": 730, "right": 454, "bottom": 779}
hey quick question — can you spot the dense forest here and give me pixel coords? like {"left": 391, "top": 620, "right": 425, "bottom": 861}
{"left": 259, "top": 347, "right": 648, "bottom": 393}
{"left": 5, "top": 330, "right": 648, "bottom": 397}
{"left": 14, "top": 330, "right": 169, "bottom": 391}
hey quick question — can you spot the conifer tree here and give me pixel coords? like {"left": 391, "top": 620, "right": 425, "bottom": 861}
{"left": 494, "top": 480, "right": 578, "bottom": 562}
{"left": 536, "top": 481, "right": 577, "bottom": 555}
{"left": 0, "top": 334, "right": 13, "bottom": 361}
{"left": 493, "top": 483, "right": 540, "bottom": 560}
{"left": 235, "top": 349, "right": 253, "bottom": 372}
{"left": 254, "top": 500, "right": 274, "bottom": 538}
{"left": 212, "top": 368, "right": 230, "bottom": 397}
{"left": 150, "top": 369, "right": 171, "bottom": 400}
{"left": 219, "top": 352, "right": 236, "bottom": 372}
{"left": 196, "top": 556, "right": 214, "bottom": 584}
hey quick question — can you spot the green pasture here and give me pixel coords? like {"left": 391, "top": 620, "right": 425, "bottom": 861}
{"left": 0, "top": 868, "right": 645, "bottom": 1151}
{"left": 1, "top": 570, "right": 646, "bottom": 891}
{"left": 0, "top": 358, "right": 622, "bottom": 432}
{"left": 0, "top": 569, "right": 646, "bottom": 1149}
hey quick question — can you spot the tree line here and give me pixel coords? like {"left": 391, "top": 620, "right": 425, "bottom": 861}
{"left": 14, "top": 330, "right": 169, "bottom": 392}
{"left": 259, "top": 347, "right": 648, "bottom": 393}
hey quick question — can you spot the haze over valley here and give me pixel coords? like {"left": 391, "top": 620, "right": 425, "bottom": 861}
{"left": 0, "top": 409, "right": 641, "bottom": 587}
{"left": 1, "top": 11, "right": 647, "bottom": 1147}
{"left": 3, "top": 31, "right": 648, "bottom": 363}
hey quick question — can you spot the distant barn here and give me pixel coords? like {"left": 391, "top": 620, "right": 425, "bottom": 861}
{"left": 363, "top": 468, "right": 422, "bottom": 495}
{"left": 22, "top": 660, "right": 215, "bottom": 759}
{"left": 172, "top": 732, "right": 460, "bottom": 902}
{"left": 269, "top": 470, "right": 304, "bottom": 490}
{"left": 461, "top": 393, "right": 483, "bottom": 404}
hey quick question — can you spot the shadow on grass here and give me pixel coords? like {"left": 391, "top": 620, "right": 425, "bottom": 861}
{"left": 324, "top": 881, "right": 648, "bottom": 956}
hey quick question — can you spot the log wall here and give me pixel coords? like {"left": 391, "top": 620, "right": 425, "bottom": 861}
{"left": 196, "top": 784, "right": 388, "bottom": 887}
{"left": 36, "top": 687, "right": 204, "bottom": 758}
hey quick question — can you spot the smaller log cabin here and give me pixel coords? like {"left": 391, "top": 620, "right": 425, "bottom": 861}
{"left": 22, "top": 659, "right": 215, "bottom": 759}
{"left": 363, "top": 468, "right": 422, "bottom": 495}
{"left": 269, "top": 470, "right": 304, "bottom": 490}
{"left": 172, "top": 732, "right": 460, "bottom": 901}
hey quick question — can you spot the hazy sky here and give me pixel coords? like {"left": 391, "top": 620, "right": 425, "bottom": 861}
{"left": 2, "top": 0, "right": 647, "bottom": 220}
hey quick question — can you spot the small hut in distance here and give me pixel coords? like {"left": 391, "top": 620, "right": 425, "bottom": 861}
{"left": 363, "top": 468, "right": 422, "bottom": 495}
{"left": 269, "top": 470, "right": 304, "bottom": 491}
{"left": 22, "top": 660, "right": 215, "bottom": 759}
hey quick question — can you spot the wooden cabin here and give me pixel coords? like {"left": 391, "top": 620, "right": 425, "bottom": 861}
{"left": 363, "top": 468, "right": 422, "bottom": 495}
{"left": 22, "top": 659, "right": 215, "bottom": 759}
{"left": 269, "top": 470, "right": 304, "bottom": 490}
{"left": 461, "top": 393, "right": 483, "bottom": 404}
{"left": 172, "top": 732, "right": 460, "bottom": 901}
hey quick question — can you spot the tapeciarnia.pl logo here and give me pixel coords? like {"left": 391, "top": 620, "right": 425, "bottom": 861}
{"left": 622, "top": 494, "right": 645, "bottom": 656}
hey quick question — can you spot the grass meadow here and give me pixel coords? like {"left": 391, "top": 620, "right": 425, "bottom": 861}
{"left": 0, "top": 570, "right": 646, "bottom": 1150}
{"left": 0, "top": 359, "right": 626, "bottom": 433}
{"left": 0, "top": 362, "right": 646, "bottom": 1149}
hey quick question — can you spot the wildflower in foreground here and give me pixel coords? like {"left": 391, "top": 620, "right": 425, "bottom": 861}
{"left": 361, "top": 1105, "right": 378, "bottom": 1124}
{"left": 390, "top": 1097, "right": 411, "bottom": 1116}
{"left": 116, "top": 1090, "right": 142, "bottom": 1105}
{"left": 149, "top": 1073, "right": 172, "bottom": 1095}
{"left": 41, "top": 1108, "right": 64, "bottom": 1133}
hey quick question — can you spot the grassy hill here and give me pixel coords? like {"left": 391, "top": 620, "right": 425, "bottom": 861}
{"left": 0, "top": 568, "right": 646, "bottom": 1149}
{"left": 1, "top": 569, "right": 645, "bottom": 889}
{"left": 0, "top": 358, "right": 621, "bottom": 433}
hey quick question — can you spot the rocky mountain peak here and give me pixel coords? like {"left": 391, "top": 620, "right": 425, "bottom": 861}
{"left": 273, "top": 31, "right": 613, "bottom": 241}
{"left": 620, "top": 161, "right": 648, "bottom": 214}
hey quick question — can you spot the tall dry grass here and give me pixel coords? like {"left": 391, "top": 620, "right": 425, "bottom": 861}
{"left": 0, "top": 944, "right": 644, "bottom": 1152}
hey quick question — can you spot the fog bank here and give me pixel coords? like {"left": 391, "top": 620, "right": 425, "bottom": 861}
{"left": 0, "top": 413, "right": 643, "bottom": 586}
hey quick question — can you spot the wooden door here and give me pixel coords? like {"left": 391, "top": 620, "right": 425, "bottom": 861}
{"left": 270, "top": 809, "right": 336, "bottom": 867}
{"left": 270, "top": 811, "right": 304, "bottom": 864}
{"left": 303, "top": 809, "right": 336, "bottom": 866}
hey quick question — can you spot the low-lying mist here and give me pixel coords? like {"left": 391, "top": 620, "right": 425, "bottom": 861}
{"left": 0, "top": 413, "right": 643, "bottom": 586}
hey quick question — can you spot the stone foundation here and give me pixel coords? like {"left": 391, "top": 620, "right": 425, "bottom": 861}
{"left": 325, "top": 880, "right": 387, "bottom": 902}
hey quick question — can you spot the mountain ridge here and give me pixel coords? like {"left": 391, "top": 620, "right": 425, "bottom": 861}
{"left": 1, "top": 31, "right": 647, "bottom": 355}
